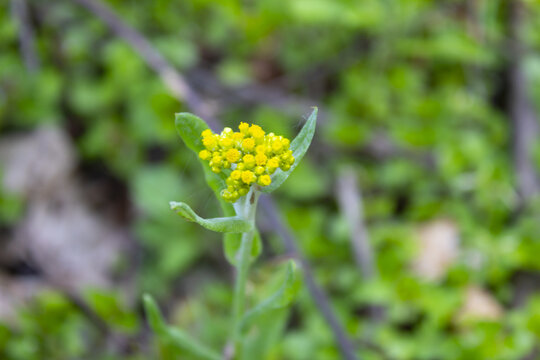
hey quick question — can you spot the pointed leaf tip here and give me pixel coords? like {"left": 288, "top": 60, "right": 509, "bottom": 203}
{"left": 261, "top": 107, "right": 318, "bottom": 193}
{"left": 173, "top": 113, "right": 231, "bottom": 207}
{"left": 241, "top": 260, "right": 302, "bottom": 329}
{"left": 174, "top": 112, "right": 209, "bottom": 154}
{"left": 142, "top": 293, "right": 168, "bottom": 336}
{"left": 143, "top": 293, "right": 221, "bottom": 360}
{"left": 142, "top": 293, "right": 152, "bottom": 305}
{"left": 171, "top": 201, "right": 252, "bottom": 233}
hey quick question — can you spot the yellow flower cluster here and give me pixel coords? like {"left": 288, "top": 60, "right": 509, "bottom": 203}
{"left": 198, "top": 123, "right": 295, "bottom": 202}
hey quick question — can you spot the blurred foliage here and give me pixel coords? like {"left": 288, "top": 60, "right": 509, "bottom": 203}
{"left": 2, "top": 0, "right": 540, "bottom": 359}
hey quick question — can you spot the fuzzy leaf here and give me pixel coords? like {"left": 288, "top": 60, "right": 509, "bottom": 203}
{"left": 174, "top": 113, "right": 242, "bottom": 263}
{"left": 241, "top": 310, "right": 288, "bottom": 360}
{"left": 174, "top": 112, "right": 208, "bottom": 153}
{"left": 261, "top": 107, "right": 318, "bottom": 193}
{"left": 224, "top": 230, "right": 262, "bottom": 266}
{"left": 143, "top": 294, "right": 168, "bottom": 336}
{"left": 174, "top": 112, "right": 233, "bottom": 214}
{"left": 241, "top": 261, "right": 301, "bottom": 329}
{"left": 170, "top": 201, "right": 252, "bottom": 233}
{"left": 143, "top": 294, "right": 221, "bottom": 360}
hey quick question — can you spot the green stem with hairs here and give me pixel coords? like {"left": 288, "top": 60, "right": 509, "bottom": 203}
{"left": 230, "top": 189, "right": 260, "bottom": 357}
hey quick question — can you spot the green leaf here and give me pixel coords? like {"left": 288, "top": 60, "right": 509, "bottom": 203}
{"left": 174, "top": 112, "right": 208, "bottom": 153}
{"left": 170, "top": 201, "right": 252, "bottom": 233}
{"left": 174, "top": 112, "right": 241, "bottom": 264}
{"left": 242, "top": 310, "right": 288, "bottom": 360}
{"left": 241, "top": 260, "right": 301, "bottom": 329}
{"left": 84, "top": 290, "right": 138, "bottom": 333}
{"left": 174, "top": 112, "right": 233, "bottom": 214}
{"left": 143, "top": 294, "right": 170, "bottom": 337}
{"left": 224, "top": 230, "right": 262, "bottom": 266}
{"left": 0, "top": 190, "right": 24, "bottom": 225}
{"left": 143, "top": 294, "right": 221, "bottom": 360}
{"left": 261, "top": 107, "right": 318, "bottom": 193}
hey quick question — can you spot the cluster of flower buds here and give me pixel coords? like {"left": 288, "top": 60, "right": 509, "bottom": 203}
{"left": 198, "top": 122, "right": 295, "bottom": 202}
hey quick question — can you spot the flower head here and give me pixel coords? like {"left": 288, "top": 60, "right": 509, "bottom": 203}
{"left": 199, "top": 123, "right": 294, "bottom": 202}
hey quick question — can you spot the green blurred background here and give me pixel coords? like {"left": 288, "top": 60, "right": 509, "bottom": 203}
{"left": 2, "top": 0, "right": 540, "bottom": 359}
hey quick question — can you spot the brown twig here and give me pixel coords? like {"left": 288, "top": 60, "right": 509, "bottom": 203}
{"left": 259, "top": 195, "right": 359, "bottom": 360}
{"left": 335, "top": 169, "right": 386, "bottom": 327}
{"left": 69, "top": 0, "right": 220, "bottom": 131}
{"left": 335, "top": 169, "right": 376, "bottom": 279}
{"left": 10, "top": 0, "right": 39, "bottom": 72}
{"left": 185, "top": 67, "right": 330, "bottom": 124}
{"left": 508, "top": 0, "right": 540, "bottom": 201}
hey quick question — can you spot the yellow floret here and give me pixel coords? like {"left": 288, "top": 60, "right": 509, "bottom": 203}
{"left": 225, "top": 148, "right": 241, "bottom": 163}
{"left": 239, "top": 122, "right": 250, "bottom": 134}
{"left": 230, "top": 170, "right": 242, "bottom": 180}
{"left": 241, "top": 170, "right": 255, "bottom": 184}
{"left": 221, "top": 127, "right": 233, "bottom": 135}
{"left": 199, "top": 150, "right": 211, "bottom": 160}
{"left": 249, "top": 125, "right": 265, "bottom": 139}
{"left": 221, "top": 189, "right": 238, "bottom": 202}
{"left": 202, "top": 135, "right": 217, "bottom": 149}
{"left": 242, "top": 138, "right": 255, "bottom": 152}
{"left": 288, "top": 156, "right": 295, "bottom": 165}
{"left": 232, "top": 132, "right": 244, "bottom": 142}
{"left": 202, "top": 129, "right": 213, "bottom": 137}
{"left": 280, "top": 163, "right": 291, "bottom": 171}
{"left": 266, "top": 157, "right": 280, "bottom": 174}
{"left": 258, "top": 175, "right": 272, "bottom": 186}
{"left": 226, "top": 177, "right": 238, "bottom": 186}
{"left": 255, "top": 145, "right": 266, "bottom": 154}
{"left": 267, "top": 157, "right": 280, "bottom": 169}
{"left": 255, "top": 166, "right": 265, "bottom": 175}
{"left": 219, "top": 137, "right": 233, "bottom": 149}
{"left": 255, "top": 153, "right": 267, "bottom": 166}
{"left": 210, "top": 155, "right": 222, "bottom": 168}
{"left": 272, "top": 139, "right": 283, "bottom": 153}
{"left": 279, "top": 150, "right": 291, "bottom": 160}
{"left": 243, "top": 154, "right": 255, "bottom": 169}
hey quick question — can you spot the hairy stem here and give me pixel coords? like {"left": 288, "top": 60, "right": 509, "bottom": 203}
{"left": 230, "top": 190, "right": 259, "bottom": 357}
{"left": 231, "top": 230, "right": 254, "bottom": 343}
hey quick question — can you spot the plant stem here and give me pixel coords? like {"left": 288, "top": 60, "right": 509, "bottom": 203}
{"left": 230, "top": 190, "right": 259, "bottom": 357}
{"left": 231, "top": 230, "right": 254, "bottom": 343}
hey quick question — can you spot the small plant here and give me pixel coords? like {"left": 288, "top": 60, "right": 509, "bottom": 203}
{"left": 143, "top": 108, "right": 317, "bottom": 359}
